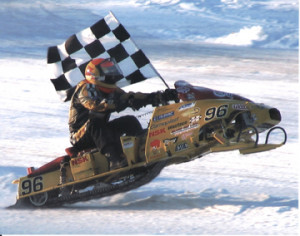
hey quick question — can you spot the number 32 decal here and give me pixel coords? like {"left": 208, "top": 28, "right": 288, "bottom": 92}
{"left": 205, "top": 105, "right": 228, "bottom": 121}
{"left": 21, "top": 176, "right": 43, "bottom": 195}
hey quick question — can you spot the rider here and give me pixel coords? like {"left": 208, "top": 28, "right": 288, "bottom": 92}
{"left": 68, "top": 57, "right": 177, "bottom": 170}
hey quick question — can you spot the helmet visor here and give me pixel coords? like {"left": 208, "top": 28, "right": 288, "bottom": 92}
{"left": 95, "top": 58, "right": 123, "bottom": 84}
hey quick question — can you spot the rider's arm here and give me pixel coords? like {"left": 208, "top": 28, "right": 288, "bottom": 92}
{"left": 78, "top": 83, "right": 117, "bottom": 112}
{"left": 122, "top": 89, "right": 178, "bottom": 110}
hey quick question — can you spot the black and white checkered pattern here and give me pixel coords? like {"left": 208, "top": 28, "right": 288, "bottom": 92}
{"left": 47, "top": 11, "right": 162, "bottom": 101}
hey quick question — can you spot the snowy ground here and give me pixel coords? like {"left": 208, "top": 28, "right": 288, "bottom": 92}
{"left": 0, "top": 43, "right": 298, "bottom": 235}
{"left": 0, "top": 0, "right": 298, "bottom": 235}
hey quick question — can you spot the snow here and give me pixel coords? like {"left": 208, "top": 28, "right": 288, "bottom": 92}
{"left": 0, "top": 0, "right": 298, "bottom": 235}
{"left": 204, "top": 25, "right": 268, "bottom": 46}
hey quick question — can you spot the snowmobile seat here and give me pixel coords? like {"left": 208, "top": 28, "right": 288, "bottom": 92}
{"left": 65, "top": 146, "right": 95, "bottom": 158}
{"left": 27, "top": 156, "right": 67, "bottom": 177}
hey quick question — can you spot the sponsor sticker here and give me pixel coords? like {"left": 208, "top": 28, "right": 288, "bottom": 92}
{"left": 177, "top": 86, "right": 190, "bottom": 94}
{"left": 150, "top": 139, "right": 161, "bottom": 149}
{"left": 213, "top": 91, "right": 233, "bottom": 99}
{"left": 150, "top": 117, "right": 179, "bottom": 129}
{"left": 175, "top": 142, "right": 188, "bottom": 152}
{"left": 181, "top": 131, "right": 193, "bottom": 140}
{"left": 168, "top": 121, "right": 188, "bottom": 130}
{"left": 150, "top": 139, "right": 161, "bottom": 154}
{"left": 71, "top": 156, "right": 89, "bottom": 166}
{"left": 190, "top": 115, "right": 201, "bottom": 124}
{"left": 178, "top": 102, "right": 195, "bottom": 111}
{"left": 232, "top": 104, "right": 248, "bottom": 110}
{"left": 182, "top": 107, "right": 200, "bottom": 117}
{"left": 187, "top": 93, "right": 195, "bottom": 100}
{"left": 163, "top": 137, "right": 178, "bottom": 145}
{"left": 149, "top": 128, "right": 166, "bottom": 137}
{"left": 171, "top": 123, "right": 199, "bottom": 135}
{"left": 153, "top": 111, "right": 175, "bottom": 122}
{"left": 123, "top": 141, "right": 134, "bottom": 149}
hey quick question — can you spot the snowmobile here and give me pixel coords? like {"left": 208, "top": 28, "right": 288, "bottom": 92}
{"left": 11, "top": 80, "right": 287, "bottom": 208}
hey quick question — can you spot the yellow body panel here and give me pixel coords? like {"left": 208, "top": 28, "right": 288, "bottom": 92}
{"left": 17, "top": 170, "right": 60, "bottom": 199}
{"left": 145, "top": 99, "right": 279, "bottom": 162}
{"left": 17, "top": 151, "right": 109, "bottom": 199}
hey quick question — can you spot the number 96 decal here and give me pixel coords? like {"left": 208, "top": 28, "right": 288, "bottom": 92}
{"left": 21, "top": 176, "right": 44, "bottom": 195}
{"left": 205, "top": 105, "right": 228, "bottom": 121}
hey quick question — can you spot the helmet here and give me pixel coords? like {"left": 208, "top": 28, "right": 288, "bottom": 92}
{"left": 85, "top": 58, "right": 123, "bottom": 88}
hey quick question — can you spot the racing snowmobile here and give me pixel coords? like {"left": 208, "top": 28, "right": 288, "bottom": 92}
{"left": 11, "top": 80, "right": 287, "bottom": 208}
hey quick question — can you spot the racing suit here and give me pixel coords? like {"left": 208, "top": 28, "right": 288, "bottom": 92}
{"left": 69, "top": 80, "right": 147, "bottom": 155}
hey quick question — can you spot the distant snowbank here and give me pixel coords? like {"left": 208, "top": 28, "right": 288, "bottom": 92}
{"left": 204, "top": 26, "right": 267, "bottom": 46}
{"left": 0, "top": 0, "right": 297, "bottom": 53}
{"left": 129, "top": 0, "right": 298, "bottom": 49}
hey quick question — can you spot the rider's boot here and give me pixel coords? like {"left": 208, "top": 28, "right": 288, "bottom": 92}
{"left": 103, "top": 145, "right": 128, "bottom": 170}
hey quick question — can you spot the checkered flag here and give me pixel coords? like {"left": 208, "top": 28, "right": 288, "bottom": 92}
{"left": 47, "top": 11, "right": 167, "bottom": 101}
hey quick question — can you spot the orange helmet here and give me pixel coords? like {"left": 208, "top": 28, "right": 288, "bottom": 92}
{"left": 85, "top": 58, "right": 123, "bottom": 88}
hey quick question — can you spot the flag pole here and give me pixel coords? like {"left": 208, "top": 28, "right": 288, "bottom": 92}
{"left": 147, "top": 62, "right": 170, "bottom": 89}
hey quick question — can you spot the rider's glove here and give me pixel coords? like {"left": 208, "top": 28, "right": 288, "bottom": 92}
{"left": 147, "top": 92, "right": 163, "bottom": 107}
{"left": 128, "top": 92, "right": 163, "bottom": 110}
{"left": 162, "top": 89, "right": 179, "bottom": 103}
{"left": 127, "top": 89, "right": 179, "bottom": 111}
{"left": 128, "top": 95, "right": 147, "bottom": 111}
